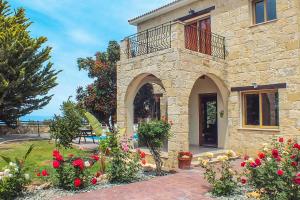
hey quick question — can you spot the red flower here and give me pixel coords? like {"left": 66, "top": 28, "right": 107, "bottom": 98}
{"left": 258, "top": 152, "right": 265, "bottom": 159}
{"left": 255, "top": 158, "right": 261, "bottom": 166}
{"left": 244, "top": 155, "right": 249, "bottom": 160}
{"left": 74, "top": 178, "right": 81, "bottom": 188}
{"left": 72, "top": 159, "right": 84, "bottom": 170}
{"left": 278, "top": 137, "right": 284, "bottom": 143}
{"left": 276, "top": 156, "right": 281, "bottom": 162}
{"left": 90, "top": 155, "right": 99, "bottom": 161}
{"left": 55, "top": 154, "right": 64, "bottom": 161}
{"left": 53, "top": 150, "right": 60, "bottom": 157}
{"left": 293, "top": 143, "right": 300, "bottom": 149}
{"left": 41, "top": 169, "right": 49, "bottom": 176}
{"left": 136, "top": 148, "right": 141, "bottom": 154}
{"left": 277, "top": 169, "right": 284, "bottom": 176}
{"left": 250, "top": 162, "right": 257, "bottom": 168}
{"left": 294, "top": 174, "right": 300, "bottom": 185}
{"left": 91, "top": 177, "right": 97, "bottom": 185}
{"left": 272, "top": 149, "right": 279, "bottom": 158}
{"left": 241, "top": 178, "right": 247, "bottom": 184}
{"left": 37, "top": 172, "right": 41, "bottom": 177}
{"left": 140, "top": 151, "right": 146, "bottom": 159}
{"left": 241, "top": 162, "right": 246, "bottom": 167}
{"left": 141, "top": 159, "right": 146, "bottom": 165}
{"left": 291, "top": 161, "right": 298, "bottom": 167}
{"left": 53, "top": 160, "right": 60, "bottom": 168}
{"left": 291, "top": 155, "right": 296, "bottom": 159}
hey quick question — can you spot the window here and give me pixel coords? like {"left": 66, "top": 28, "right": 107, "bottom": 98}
{"left": 243, "top": 90, "right": 279, "bottom": 128}
{"left": 253, "top": 0, "right": 277, "bottom": 24}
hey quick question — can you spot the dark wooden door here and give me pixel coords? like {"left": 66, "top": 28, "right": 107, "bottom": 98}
{"left": 199, "top": 18, "right": 211, "bottom": 55}
{"left": 199, "top": 94, "right": 218, "bottom": 147}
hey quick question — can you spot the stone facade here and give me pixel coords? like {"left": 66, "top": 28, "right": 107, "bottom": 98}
{"left": 117, "top": 0, "right": 300, "bottom": 166}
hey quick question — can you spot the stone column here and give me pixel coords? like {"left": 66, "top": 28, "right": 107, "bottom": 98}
{"left": 170, "top": 21, "right": 185, "bottom": 50}
{"left": 120, "top": 38, "right": 129, "bottom": 61}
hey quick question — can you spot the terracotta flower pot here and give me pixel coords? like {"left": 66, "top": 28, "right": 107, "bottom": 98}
{"left": 178, "top": 152, "right": 193, "bottom": 169}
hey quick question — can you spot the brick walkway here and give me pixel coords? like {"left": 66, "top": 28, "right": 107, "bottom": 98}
{"left": 62, "top": 168, "right": 213, "bottom": 200}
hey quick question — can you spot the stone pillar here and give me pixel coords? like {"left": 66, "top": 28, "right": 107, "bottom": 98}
{"left": 170, "top": 21, "right": 185, "bottom": 50}
{"left": 120, "top": 38, "right": 129, "bottom": 61}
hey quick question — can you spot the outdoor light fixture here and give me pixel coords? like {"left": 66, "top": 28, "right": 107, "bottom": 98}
{"left": 189, "top": 9, "right": 195, "bottom": 15}
{"left": 252, "top": 83, "right": 258, "bottom": 88}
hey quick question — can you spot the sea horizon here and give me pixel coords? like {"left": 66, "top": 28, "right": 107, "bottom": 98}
{"left": 20, "top": 115, "right": 54, "bottom": 122}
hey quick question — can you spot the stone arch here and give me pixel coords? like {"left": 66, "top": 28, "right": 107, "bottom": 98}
{"left": 124, "top": 73, "right": 166, "bottom": 135}
{"left": 188, "top": 73, "right": 230, "bottom": 150}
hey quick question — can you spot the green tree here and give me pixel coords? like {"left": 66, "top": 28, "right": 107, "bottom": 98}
{"left": 76, "top": 41, "right": 119, "bottom": 127}
{"left": 0, "top": 0, "right": 60, "bottom": 126}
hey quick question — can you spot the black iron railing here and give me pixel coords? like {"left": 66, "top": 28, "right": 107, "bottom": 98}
{"left": 126, "top": 22, "right": 172, "bottom": 58}
{"left": 185, "top": 24, "right": 226, "bottom": 59}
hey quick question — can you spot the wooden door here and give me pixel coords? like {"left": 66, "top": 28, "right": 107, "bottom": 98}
{"left": 199, "top": 18, "right": 211, "bottom": 55}
{"left": 185, "top": 22, "right": 198, "bottom": 51}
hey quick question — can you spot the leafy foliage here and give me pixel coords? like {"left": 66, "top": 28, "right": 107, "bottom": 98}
{"left": 49, "top": 99, "right": 83, "bottom": 148}
{"left": 76, "top": 41, "right": 119, "bottom": 127}
{"left": 84, "top": 111, "right": 103, "bottom": 136}
{"left": 199, "top": 153, "right": 238, "bottom": 197}
{"left": 137, "top": 120, "right": 171, "bottom": 176}
{"left": 242, "top": 137, "right": 300, "bottom": 200}
{"left": 0, "top": 0, "right": 60, "bottom": 126}
{"left": 106, "top": 130, "right": 142, "bottom": 183}
{"left": 0, "top": 144, "right": 34, "bottom": 199}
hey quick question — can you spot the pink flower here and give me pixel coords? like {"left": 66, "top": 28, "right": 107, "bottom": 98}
{"left": 121, "top": 143, "right": 129, "bottom": 152}
{"left": 53, "top": 160, "right": 60, "bottom": 168}
{"left": 277, "top": 170, "right": 284, "bottom": 176}
{"left": 241, "top": 178, "right": 247, "bottom": 184}
{"left": 91, "top": 177, "right": 97, "bottom": 185}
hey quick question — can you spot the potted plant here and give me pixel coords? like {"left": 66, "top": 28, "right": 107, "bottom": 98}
{"left": 178, "top": 151, "right": 193, "bottom": 169}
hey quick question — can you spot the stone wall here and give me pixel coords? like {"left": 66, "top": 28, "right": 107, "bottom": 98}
{"left": 118, "top": 0, "right": 300, "bottom": 163}
{"left": 0, "top": 125, "right": 50, "bottom": 135}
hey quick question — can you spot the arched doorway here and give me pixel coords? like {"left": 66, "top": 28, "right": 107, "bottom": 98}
{"left": 188, "top": 74, "right": 229, "bottom": 153}
{"left": 124, "top": 74, "right": 167, "bottom": 137}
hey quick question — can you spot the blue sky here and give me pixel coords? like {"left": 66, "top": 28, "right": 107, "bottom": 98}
{"left": 9, "top": 0, "right": 171, "bottom": 120}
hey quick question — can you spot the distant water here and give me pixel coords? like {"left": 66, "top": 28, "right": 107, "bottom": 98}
{"left": 20, "top": 115, "right": 53, "bottom": 121}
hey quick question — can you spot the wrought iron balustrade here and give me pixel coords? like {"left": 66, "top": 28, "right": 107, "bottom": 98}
{"left": 185, "top": 24, "right": 226, "bottom": 59}
{"left": 126, "top": 22, "right": 171, "bottom": 58}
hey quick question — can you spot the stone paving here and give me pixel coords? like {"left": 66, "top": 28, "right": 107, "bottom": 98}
{"left": 61, "top": 167, "right": 213, "bottom": 200}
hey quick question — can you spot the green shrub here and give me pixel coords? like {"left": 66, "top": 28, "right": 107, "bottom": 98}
{"left": 199, "top": 152, "right": 238, "bottom": 196}
{"left": 242, "top": 137, "right": 300, "bottom": 200}
{"left": 49, "top": 99, "right": 83, "bottom": 148}
{"left": 137, "top": 119, "right": 172, "bottom": 176}
{"left": 0, "top": 145, "right": 34, "bottom": 200}
{"left": 106, "top": 131, "right": 142, "bottom": 183}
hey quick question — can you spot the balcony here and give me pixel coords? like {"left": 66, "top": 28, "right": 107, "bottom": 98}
{"left": 122, "top": 21, "right": 226, "bottom": 60}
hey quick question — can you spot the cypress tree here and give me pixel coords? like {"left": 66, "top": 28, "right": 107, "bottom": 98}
{"left": 0, "top": 0, "right": 61, "bottom": 126}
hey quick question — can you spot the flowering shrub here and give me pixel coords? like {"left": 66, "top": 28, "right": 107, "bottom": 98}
{"left": 107, "top": 130, "right": 145, "bottom": 183}
{"left": 51, "top": 149, "right": 99, "bottom": 190}
{"left": 137, "top": 119, "right": 172, "bottom": 176}
{"left": 199, "top": 151, "right": 238, "bottom": 196}
{"left": 0, "top": 145, "right": 33, "bottom": 199}
{"left": 241, "top": 137, "right": 300, "bottom": 200}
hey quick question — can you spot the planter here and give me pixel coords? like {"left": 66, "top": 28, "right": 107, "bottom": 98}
{"left": 178, "top": 152, "right": 193, "bottom": 169}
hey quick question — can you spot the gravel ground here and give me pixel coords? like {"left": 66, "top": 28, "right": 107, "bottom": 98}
{"left": 17, "top": 172, "right": 158, "bottom": 200}
{"left": 205, "top": 185, "right": 256, "bottom": 200}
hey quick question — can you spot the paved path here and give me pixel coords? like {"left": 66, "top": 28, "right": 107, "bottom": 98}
{"left": 62, "top": 168, "right": 213, "bottom": 200}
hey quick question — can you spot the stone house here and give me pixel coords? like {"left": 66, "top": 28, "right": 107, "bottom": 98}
{"left": 117, "top": 0, "right": 300, "bottom": 163}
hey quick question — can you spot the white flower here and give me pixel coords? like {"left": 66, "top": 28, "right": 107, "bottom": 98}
{"left": 9, "top": 162, "right": 16, "bottom": 167}
{"left": 14, "top": 168, "right": 19, "bottom": 172}
{"left": 4, "top": 169, "right": 10, "bottom": 176}
{"left": 24, "top": 174, "right": 30, "bottom": 180}
{"left": 8, "top": 174, "right": 13, "bottom": 178}
{"left": 84, "top": 161, "right": 91, "bottom": 167}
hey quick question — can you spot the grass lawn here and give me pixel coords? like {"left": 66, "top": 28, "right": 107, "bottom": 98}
{"left": 0, "top": 140, "right": 100, "bottom": 182}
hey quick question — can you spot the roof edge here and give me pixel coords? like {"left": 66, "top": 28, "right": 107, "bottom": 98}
{"left": 129, "top": 0, "right": 198, "bottom": 26}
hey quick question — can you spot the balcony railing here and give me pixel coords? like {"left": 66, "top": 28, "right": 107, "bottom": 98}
{"left": 185, "top": 24, "right": 226, "bottom": 59}
{"left": 126, "top": 22, "right": 171, "bottom": 58}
